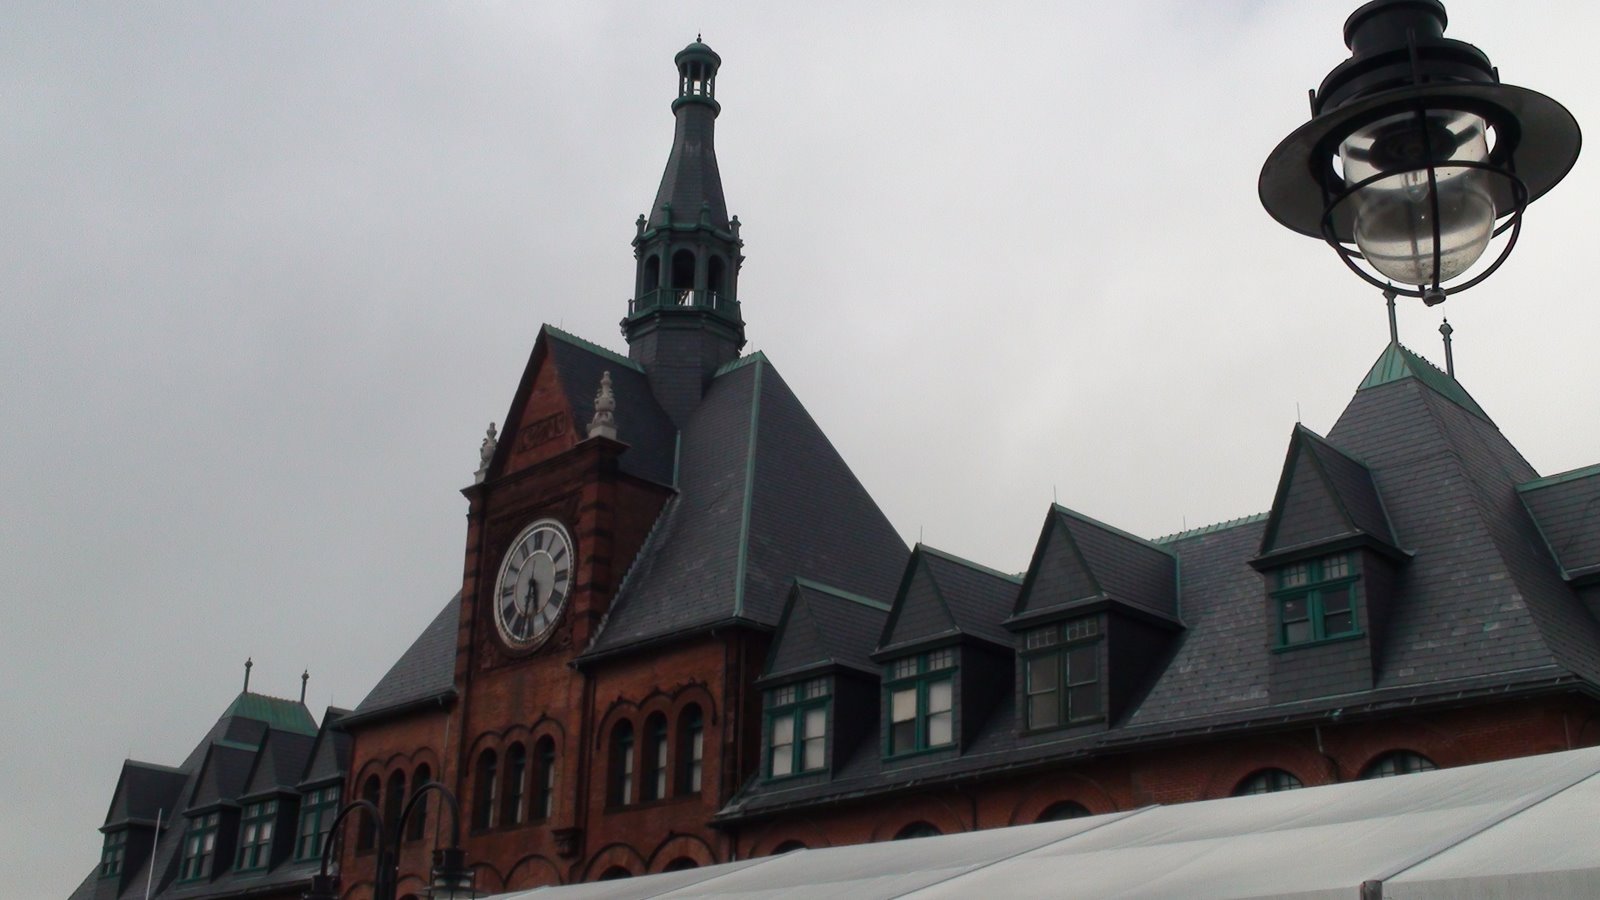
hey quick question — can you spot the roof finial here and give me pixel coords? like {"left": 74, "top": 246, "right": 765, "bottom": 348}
{"left": 1440, "top": 317, "right": 1455, "bottom": 379}
{"left": 243, "top": 657, "right": 253, "bottom": 693}
{"left": 588, "top": 371, "right": 618, "bottom": 440}
{"left": 1384, "top": 286, "right": 1399, "bottom": 346}
{"left": 697, "top": 32, "right": 702, "bottom": 42}
{"left": 475, "top": 422, "right": 498, "bottom": 484}
{"left": 300, "top": 669, "right": 309, "bottom": 703}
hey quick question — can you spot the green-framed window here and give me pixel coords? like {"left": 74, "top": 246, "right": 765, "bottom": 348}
{"left": 99, "top": 828, "right": 127, "bottom": 879}
{"left": 766, "top": 677, "right": 831, "bottom": 778}
{"left": 1022, "top": 617, "right": 1102, "bottom": 730}
{"left": 1274, "top": 553, "right": 1359, "bottom": 646}
{"left": 178, "top": 812, "right": 220, "bottom": 881}
{"left": 884, "top": 649, "right": 956, "bottom": 756}
{"left": 295, "top": 785, "right": 340, "bottom": 861}
{"left": 236, "top": 799, "right": 277, "bottom": 871}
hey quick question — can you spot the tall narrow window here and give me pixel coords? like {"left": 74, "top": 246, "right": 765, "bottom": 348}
{"left": 503, "top": 743, "right": 527, "bottom": 827}
{"left": 611, "top": 722, "right": 635, "bottom": 806}
{"left": 236, "top": 799, "right": 277, "bottom": 871}
{"left": 766, "top": 678, "right": 831, "bottom": 777}
{"left": 884, "top": 650, "right": 956, "bottom": 756}
{"left": 406, "top": 765, "right": 430, "bottom": 842}
{"left": 1274, "top": 554, "right": 1359, "bottom": 646}
{"left": 644, "top": 715, "right": 669, "bottom": 801}
{"left": 99, "top": 829, "right": 127, "bottom": 879}
{"left": 1023, "top": 617, "right": 1103, "bottom": 731}
{"left": 296, "top": 785, "right": 340, "bottom": 860}
{"left": 472, "top": 750, "right": 498, "bottom": 831}
{"left": 178, "top": 812, "right": 220, "bottom": 881}
{"left": 384, "top": 772, "right": 406, "bottom": 845}
{"left": 357, "top": 776, "right": 381, "bottom": 851}
{"left": 678, "top": 705, "right": 704, "bottom": 795}
{"left": 534, "top": 738, "right": 556, "bottom": 819}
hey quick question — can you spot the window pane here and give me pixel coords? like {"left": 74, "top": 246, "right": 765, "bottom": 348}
{"left": 772, "top": 716, "right": 794, "bottom": 745}
{"left": 928, "top": 679, "right": 952, "bottom": 714}
{"left": 1280, "top": 563, "right": 1310, "bottom": 588}
{"left": 772, "top": 746, "right": 793, "bottom": 776}
{"left": 928, "top": 709, "right": 953, "bottom": 746}
{"left": 1028, "top": 694, "right": 1060, "bottom": 729}
{"left": 927, "top": 648, "right": 955, "bottom": 671}
{"left": 893, "top": 658, "right": 917, "bottom": 680}
{"left": 1282, "top": 597, "right": 1308, "bottom": 620}
{"left": 803, "top": 707, "right": 827, "bottom": 770}
{"left": 1068, "top": 645, "right": 1097, "bottom": 685}
{"left": 1027, "top": 655, "right": 1058, "bottom": 693}
{"left": 804, "top": 678, "right": 830, "bottom": 699}
{"left": 1026, "top": 626, "right": 1060, "bottom": 650}
{"left": 891, "top": 688, "right": 917, "bottom": 722}
{"left": 1064, "top": 617, "right": 1099, "bottom": 641}
{"left": 1325, "top": 610, "right": 1355, "bottom": 634}
{"left": 892, "top": 719, "right": 917, "bottom": 754}
{"left": 803, "top": 706, "right": 826, "bottom": 740}
{"left": 1285, "top": 621, "right": 1313, "bottom": 644}
{"left": 1322, "top": 555, "right": 1349, "bottom": 579}
{"left": 1070, "top": 683, "right": 1101, "bottom": 720}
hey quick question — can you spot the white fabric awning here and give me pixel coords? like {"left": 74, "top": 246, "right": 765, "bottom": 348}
{"left": 494, "top": 745, "right": 1600, "bottom": 899}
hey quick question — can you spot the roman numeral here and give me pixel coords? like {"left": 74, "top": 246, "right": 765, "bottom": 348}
{"left": 551, "top": 544, "right": 567, "bottom": 564}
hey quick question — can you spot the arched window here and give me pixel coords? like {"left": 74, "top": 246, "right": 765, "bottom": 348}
{"left": 678, "top": 705, "right": 704, "bottom": 795}
{"left": 599, "top": 867, "right": 633, "bottom": 881}
{"left": 357, "top": 775, "right": 381, "bottom": 851}
{"left": 771, "top": 840, "right": 807, "bottom": 855}
{"left": 643, "top": 714, "right": 669, "bottom": 802}
{"left": 385, "top": 771, "right": 407, "bottom": 842}
{"left": 670, "top": 249, "right": 696, "bottom": 301}
{"left": 707, "top": 256, "right": 726, "bottom": 305}
{"left": 611, "top": 722, "right": 635, "bottom": 806}
{"left": 1362, "top": 751, "right": 1437, "bottom": 779}
{"left": 894, "top": 822, "right": 942, "bottom": 840}
{"left": 472, "top": 750, "right": 498, "bottom": 831}
{"left": 1036, "top": 801, "right": 1090, "bottom": 823}
{"left": 1232, "top": 768, "right": 1304, "bottom": 796}
{"left": 503, "top": 743, "right": 527, "bottom": 827}
{"left": 406, "top": 764, "right": 430, "bottom": 842}
{"left": 534, "top": 737, "right": 556, "bottom": 820}
{"left": 643, "top": 255, "right": 661, "bottom": 293}
{"left": 662, "top": 858, "right": 698, "bottom": 872}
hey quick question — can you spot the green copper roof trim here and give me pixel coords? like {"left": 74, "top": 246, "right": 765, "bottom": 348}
{"left": 1517, "top": 461, "right": 1600, "bottom": 493}
{"left": 1052, "top": 504, "right": 1178, "bottom": 559}
{"left": 215, "top": 738, "right": 259, "bottom": 752}
{"left": 732, "top": 358, "right": 764, "bottom": 617}
{"left": 1153, "top": 512, "right": 1269, "bottom": 544}
{"left": 792, "top": 577, "right": 893, "bottom": 612}
{"left": 1357, "top": 342, "right": 1490, "bottom": 422}
{"left": 714, "top": 350, "right": 767, "bottom": 378}
{"left": 543, "top": 325, "right": 644, "bottom": 373}
{"left": 917, "top": 544, "right": 1025, "bottom": 584}
{"left": 671, "top": 431, "right": 682, "bottom": 489}
{"left": 223, "top": 692, "right": 318, "bottom": 737}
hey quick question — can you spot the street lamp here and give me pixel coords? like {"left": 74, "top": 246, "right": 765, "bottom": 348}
{"left": 304, "top": 783, "right": 477, "bottom": 900}
{"left": 1259, "top": 0, "right": 1580, "bottom": 305}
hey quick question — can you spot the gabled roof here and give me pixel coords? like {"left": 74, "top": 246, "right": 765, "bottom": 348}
{"left": 239, "top": 729, "right": 316, "bottom": 799}
{"left": 1256, "top": 424, "right": 1400, "bottom": 561}
{"left": 763, "top": 579, "right": 891, "bottom": 681}
{"left": 584, "top": 354, "right": 907, "bottom": 657}
{"left": 543, "top": 326, "right": 676, "bottom": 486}
{"left": 348, "top": 593, "right": 460, "bottom": 723}
{"left": 1012, "top": 505, "right": 1178, "bottom": 625}
{"left": 1520, "top": 463, "right": 1600, "bottom": 582}
{"left": 186, "top": 742, "right": 255, "bottom": 811}
{"left": 879, "top": 545, "right": 1020, "bottom": 654}
{"left": 298, "top": 710, "right": 353, "bottom": 788}
{"left": 104, "top": 761, "right": 187, "bottom": 827}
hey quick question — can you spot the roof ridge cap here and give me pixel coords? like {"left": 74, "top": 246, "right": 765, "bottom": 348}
{"left": 1052, "top": 503, "right": 1176, "bottom": 558}
{"left": 713, "top": 350, "right": 768, "bottom": 378}
{"left": 792, "top": 577, "right": 892, "bottom": 611}
{"left": 1519, "top": 461, "right": 1600, "bottom": 492}
{"left": 915, "top": 543, "right": 1024, "bottom": 584}
{"left": 543, "top": 325, "right": 644, "bottom": 373}
{"left": 1153, "top": 511, "right": 1269, "bottom": 544}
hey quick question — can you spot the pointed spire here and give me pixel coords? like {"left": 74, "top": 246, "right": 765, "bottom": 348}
{"left": 475, "top": 422, "right": 498, "bottom": 484}
{"left": 588, "top": 371, "right": 618, "bottom": 440}
{"left": 243, "top": 657, "right": 253, "bottom": 692}
{"left": 1440, "top": 318, "right": 1456, "bottom": 378}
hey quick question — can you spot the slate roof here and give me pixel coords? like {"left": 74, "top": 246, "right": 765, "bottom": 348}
{"left": 583, "top": 354, "right": 908, "bottom": 658}
{"left": 1012, "top": 506, "right": 1178, "bottom": 625}
{"left": 72, "top": 693, "right": 337, "bottom": 900}
{"left": 645, "top": 99, "right": 730, "bottom": 232}
{"left": 723, "top": 341, "right": 1600, "bottom": 822}
{"left": 764, "top": 579, "right": 892, "bottom": 681}
{"left": 1520, "top": 463, "right": 1600, "bottom": 582}
{"left": 298, "top": 709, "right": 352, "bottom": 787}
{"left": 1258, "top": 424, "right": 1400, "bottom": 559}
{"left": 543, "top": 326, "right": 677, "bottom": 486}
{"left": 347, "top": 593, "right": 460, "bottom": 722}
{"left": 879, "top": 546, "right": 1020, "bottom": 654}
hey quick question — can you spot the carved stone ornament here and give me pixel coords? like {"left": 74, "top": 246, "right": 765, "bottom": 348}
{"left": 475, "top": 422, "right": 498, "bottom": 484}
{"left": 588, "top": 371, "right": 618, "bottom": 440}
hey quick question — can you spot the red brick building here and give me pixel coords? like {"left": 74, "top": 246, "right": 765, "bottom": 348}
{"left": 75, "top": 37, "right": 1600, "bottom": 900}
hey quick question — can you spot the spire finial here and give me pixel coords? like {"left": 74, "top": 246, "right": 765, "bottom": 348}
{"left": 1440, "top": 317, "right": 1456, "bottom": 378}
{"left": 243, "top": 657, "right": 253, "bottom": 692}
{"left": 300, "top": 669, "right": 309, "bottom": 703}
{"left": 475, "top": 422, "right": 498, "bottom": 484}
{"left": 588, "top": 372, "right": 618, "bottom": 440}
{"left": 697, "top": 32, "right": 702, "bottom": 42}
{"left": 1384, "top": 286, "right": 1399, "bottom": 345}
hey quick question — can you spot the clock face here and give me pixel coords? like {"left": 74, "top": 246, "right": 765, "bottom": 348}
{"left": 492, "top": 519, "right": 574, "bottom": 650}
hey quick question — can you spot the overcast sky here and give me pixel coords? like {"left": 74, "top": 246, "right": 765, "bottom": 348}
{"left": 7, "top": 2, "right": 1600, "bottom": 895}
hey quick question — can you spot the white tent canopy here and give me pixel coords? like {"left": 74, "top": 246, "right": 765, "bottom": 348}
{"left": 495, "top": 745, "right": 1600, "bottom": 899}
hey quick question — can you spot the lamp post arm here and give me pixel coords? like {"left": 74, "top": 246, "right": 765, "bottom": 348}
{"left": 317, "top": 798, "right": 383, "bottom": 880}
{"left": 397, "top": 779, "right": 466, "bottom": 850}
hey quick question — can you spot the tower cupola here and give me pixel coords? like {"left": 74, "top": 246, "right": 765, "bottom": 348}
{"left": 623, "top": 39, "right": 746, "bottom": 427}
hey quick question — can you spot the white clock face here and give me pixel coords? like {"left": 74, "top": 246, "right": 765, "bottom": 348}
{"left": 493, "top": 519, "right": 574, "bottom": 649}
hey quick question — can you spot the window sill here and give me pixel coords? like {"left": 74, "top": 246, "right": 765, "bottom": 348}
{"left": 1020, "top": 716, "right": 1106, "bottom": 737}
{"left": 762, "top": 768, "right": 828, "bottom": 784}
{"left": 1273, "top": 631, "right": 1365, "bottom": 653}
{"left": 882, "top": 743, "right": 957, "bottom": 762}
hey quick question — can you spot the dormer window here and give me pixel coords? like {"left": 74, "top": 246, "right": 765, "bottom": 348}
{"left": 235, "top": 799, "right": 276, "bottom": 871}
{"left": 295, "top": 785, "right": 339, "bottom": 861}
{"left": 1023, "top": 616, "right": 1102, "bottom": 731}
{"left": 178, "top": 812, "right": 220, "bottom": 881}
{"left": 1275, "top": 553, "right": 1359, "bottom": 647}
{"left": 885, "top": 649, "right": 956, "bottom": 756}
{"left": 766, "top": 677, "right": 831, "bottom": 778}
{"left": 99, "top": 829, "right": 127, "bottom": 879}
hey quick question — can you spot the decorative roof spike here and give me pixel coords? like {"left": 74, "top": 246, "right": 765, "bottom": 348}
{"left": 300, "top": 669, "right": 309, "bottom": 703}
{"left": 475, "top": 422, "right": 498, "bottom": 484}
{"left": 1440, "top": 318, "right": 1456, "bottom": 378}
{"left": 243, "top": 657, "right": 253, "bottom": 692}
{"left": 589, "top": 371, "right": 619, "bottom": 440}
